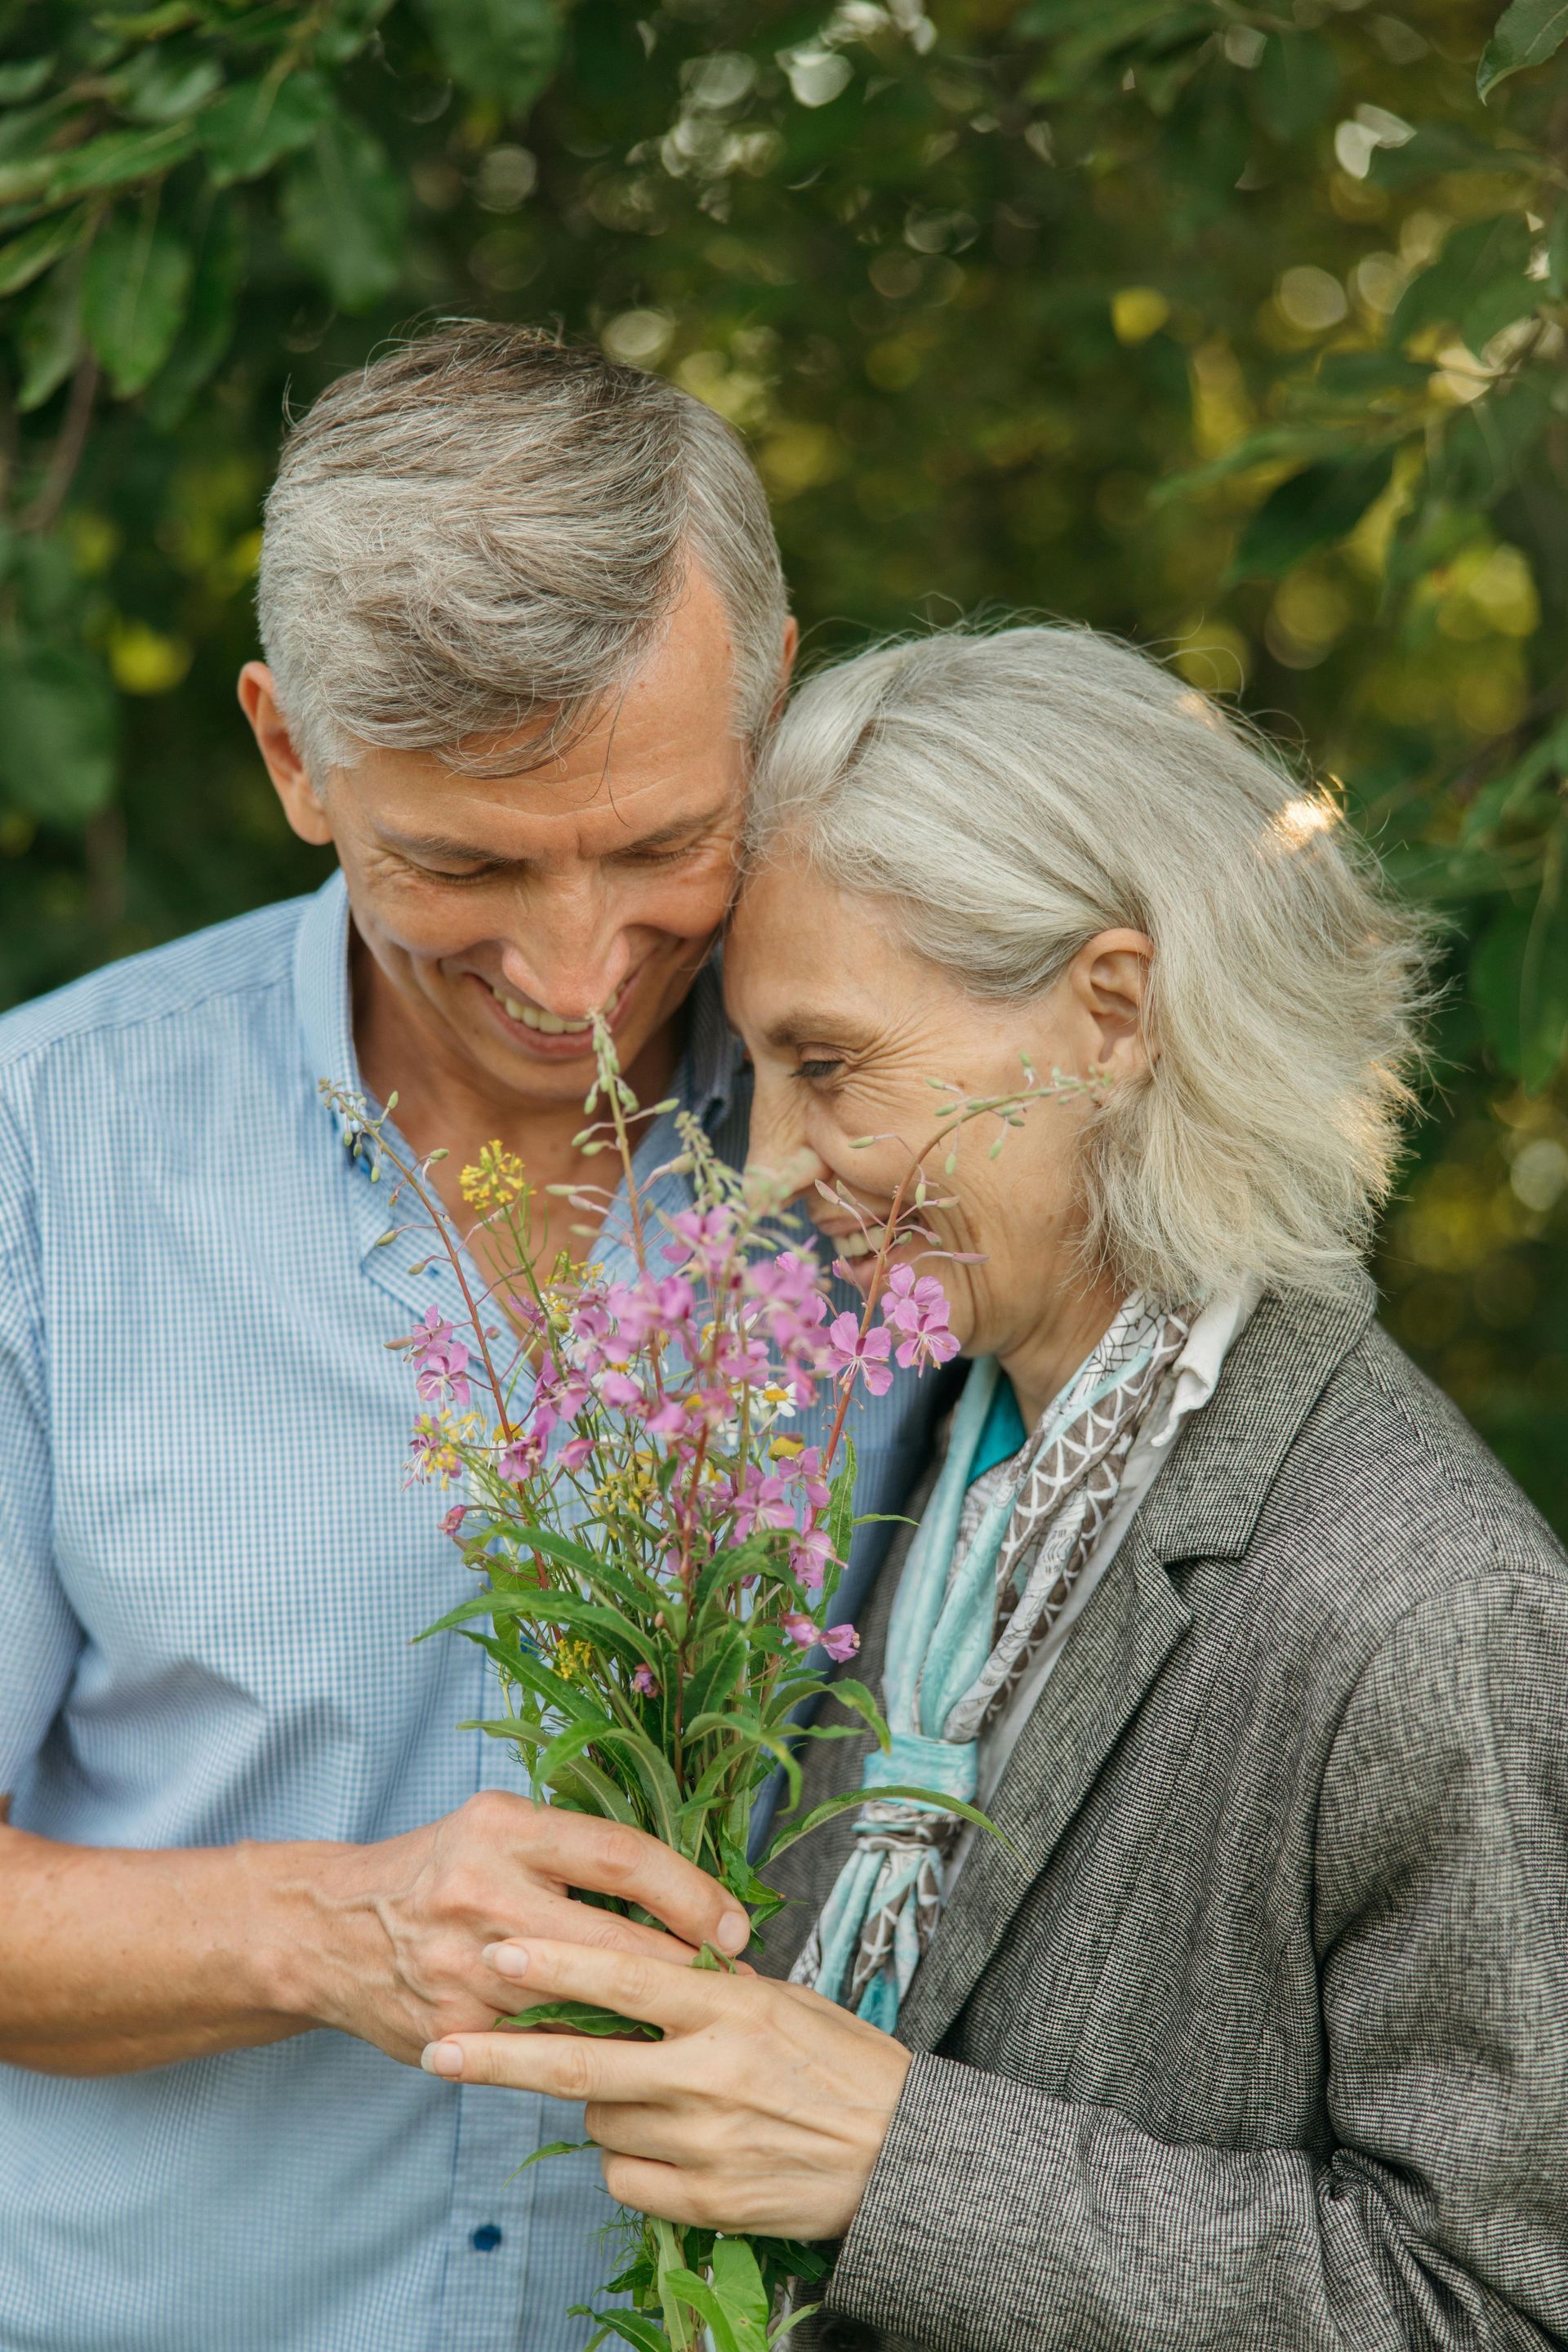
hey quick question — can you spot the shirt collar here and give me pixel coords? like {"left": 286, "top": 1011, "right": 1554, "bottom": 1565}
{"left": 292, "top": 866, "right": 746, "bottom": 1126}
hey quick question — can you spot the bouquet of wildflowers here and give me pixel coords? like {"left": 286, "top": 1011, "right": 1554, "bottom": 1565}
{"left": 329, "top": 1023, "right": 1073, "bottom": 2352}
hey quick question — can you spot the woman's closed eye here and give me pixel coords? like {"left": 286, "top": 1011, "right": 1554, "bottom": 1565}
{"left": 792, "top": 1057, "right": 844, "bottom": 1083}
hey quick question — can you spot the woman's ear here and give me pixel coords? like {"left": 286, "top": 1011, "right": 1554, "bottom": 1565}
{"left": 1067, "top": 929, "right": 1156, "bottom": 1081}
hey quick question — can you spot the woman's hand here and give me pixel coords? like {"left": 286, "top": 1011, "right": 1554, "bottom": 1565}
{"left": 421, "top": 1937, "right": 913, "bottom": 2241}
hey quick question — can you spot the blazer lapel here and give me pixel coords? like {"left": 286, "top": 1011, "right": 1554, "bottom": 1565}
{"left": 896, "top": 1279, "right": 1379, "bottom": 2050}
{"left": 896, "top": 1537, "right": 1190, "bottom": 2048}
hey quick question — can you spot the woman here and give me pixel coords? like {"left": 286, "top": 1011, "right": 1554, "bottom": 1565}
{"left": 423, "top": 627, "right": 1568, "bottom": 2350}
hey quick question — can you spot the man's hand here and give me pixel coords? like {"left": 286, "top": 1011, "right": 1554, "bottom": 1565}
{"left": 0, "top": 1795, "right": 749, "bottom": 2078}
{"left": 275, "top": 1794, "right": 754, "bottom": 2066}
{"left": 418, "top": 1936, "right": 913, "bottom": 2243}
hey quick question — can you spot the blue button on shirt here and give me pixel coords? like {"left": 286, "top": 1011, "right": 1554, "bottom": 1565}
{"left": 0, "top": 874, "right": 936, "bottom": 2352}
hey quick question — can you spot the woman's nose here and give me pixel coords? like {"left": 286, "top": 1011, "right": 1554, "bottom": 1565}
{"left": 745, "top": 1071, "right": 826, "bottom": 1205}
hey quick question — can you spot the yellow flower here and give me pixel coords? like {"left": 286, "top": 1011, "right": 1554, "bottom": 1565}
{"left": 460, "top": 1139, "right": 528, "bottom": 1213}
{"left": 769, "top": 1436, "right": 804, "bottom": 1460}
{"left": 555, "top": 1638, "right": 595, "bottom": 1683}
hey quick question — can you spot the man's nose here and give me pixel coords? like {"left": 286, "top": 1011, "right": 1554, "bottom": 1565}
{"left": 496, "top": 875, "right": 630, "bottom": 1017}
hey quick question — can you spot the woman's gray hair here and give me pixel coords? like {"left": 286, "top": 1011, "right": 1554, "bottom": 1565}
{"left": 256, "top": 320, "right": 788, "bottom": 779}
{"left": 747, "top": 626, "right": 1431, "bottom": 1307}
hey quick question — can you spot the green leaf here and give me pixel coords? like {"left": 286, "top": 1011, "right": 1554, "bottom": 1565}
{"left": 506, "top": 2136, "right": 591, "bottom": 2180}
{"left": 682, "top": 1624, "right": 746, "bottom": 1722}
{"left": 0, "top": 58, "right": 55, "bottom": 105}
{"left": 659, "top": 2269, "right": 742, "bottom": 2352}
{"left": 1390, "top": 214, "right": 1532, "bottom": 350}
{"left": 417, "top": 1585, "right": 660, "bottom": 1668}
{"left": 760, "top": 1784, "right": 1004, "bottom": 1868}
{"left": 142, "top": 196, "right": 244, "bottom": 428}
{"left": 16, "top": 248, "right": 84, "bottom": 411}
{"left": 0, "top": 644, "right": 117, "bottom": 825}
{"left": 1230, "top": 449, "right": 1396, "bottom": 581}
{"left": 536, "top": 1716, "right": 683, "bottom": 1842}
{"left": 710, "top": 2238, "right": 769, "bottom": 2352}
{"left": 569, "top": 2311, "right": 671, "bottom": 2352}
{"left": 414, "top": 0, "right": 564, "bottom": 115}
{"left": 826, "top": 1434, "right": 857, "bottom": 1584}
{"left": 1478, "top": 0, "right": 1568, "bottom": 99}
{"left": 1472, "top": 865, "right": 1568, "bottom": 1088}
{"left": 120, "top": 49, "right": 222, "bottom": 123}
{"left": 279, "top": 114, "right": 405, "bottom": 312}
{"left": 1254, "top": 33, "right": 1339, "bottom": 143}
{"left": 0, "top": 207, "right": 87, "bottom": 298}
{"left": 502, "top": 1998, "right": 662, "bottom": 2038}
{"left": 1547, "top": 201, "right": 1568, "bottom": 301}
{"left": 198, "top": 72, "right": 332, "bottom": 188}
{"left": 0, "top": 122, "right": 196, "bottom": 209}
{"left": 82, "top": 217, "right": 192, "bottom": 398}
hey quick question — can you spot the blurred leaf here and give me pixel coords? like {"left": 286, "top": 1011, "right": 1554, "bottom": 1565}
{"left": 1370, "top": 122, "right": 1537, "bottom": 184}
{"left": 1478, "top": 0, "right": 1568, "bottom": 100}
{"left": 1254, "top": 33, "right": 1339, "bottom": 143}
{"left": 0, "top": 122, "right": 196, "bottom": 209}
{"left": 0, "top": 57, "right": 55, "bottom": 104}
{"left": 315, "top": 0, "right": 398, "bottom": 66}
{"left": 81, "top": 217, "right": 194, "bottom": 397}
{"left": 1548, "top": 202, "right": 1568, "bottom": 299}
{"left": 1391, "top": 214, "right": 1533, "bottom": 350}
{"left": 1231, "top": 449, "right": 1396, "bottom": 581}
{"left": 198, "top": 71, "right": 332, "bottom": 187}
{"left": 141, "top": 198, "right": 244, "bottom": 427}
{"left": 502, "top": 1998, "right": 662, "bottom": 2038}
{"left": 1472, "top": 871, "right": 1568, "bottom": 1087}
{"left": 279, "top": 114, "right": 405, "bottom": 310}
{"left": 415, "top": 0, "right": 564, "bottom": 112}
{"left": 0, "top": 644, "right": 117, "bottom": 824}
{"left": 120, "top": 48, "right": 223, "bottom": 123}
{"left": 16, "top": 252, "right": 85, "bottom": 412}
{"left": 0, "top": 208, "right": 88, "bottom": 298}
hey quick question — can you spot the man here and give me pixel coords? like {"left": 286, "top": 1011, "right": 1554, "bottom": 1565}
{"left": 0, "top": 324, "right": 931, "bottom": 2352}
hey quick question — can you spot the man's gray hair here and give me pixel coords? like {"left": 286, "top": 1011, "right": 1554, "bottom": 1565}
{"left": 256, "top": 320, "right": 788, "bottom": 779}
{"left": 747, "top": 626, "right": 1431, "bottom": 1307}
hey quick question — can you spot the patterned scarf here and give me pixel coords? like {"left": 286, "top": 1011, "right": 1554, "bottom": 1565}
{"left": 791, "top": 1294, "right": 1191, "bottom": 2029}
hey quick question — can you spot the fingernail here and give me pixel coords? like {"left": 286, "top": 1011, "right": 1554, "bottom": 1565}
{"left": 483, "top": 1941, "right": 530, "bottom": 1980}
{"left": 421, "top": 2041, "right": 465, "bottom": 2078}
{"left": 716, "top": 1911, "right": 750, "bottom": 1956}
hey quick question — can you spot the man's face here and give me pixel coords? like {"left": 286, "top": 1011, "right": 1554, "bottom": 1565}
{"left": 244, "top": 567, "right": 778, "bottom": 1111}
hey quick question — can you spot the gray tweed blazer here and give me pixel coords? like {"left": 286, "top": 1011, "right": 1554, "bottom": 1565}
{"left": 755, "top": 1283, "right": 1568, "bottom": 2352}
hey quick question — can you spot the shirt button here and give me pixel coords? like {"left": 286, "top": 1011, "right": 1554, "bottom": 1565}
{"left": 470, "top": 2224, "right": 503, "bottom": 2252}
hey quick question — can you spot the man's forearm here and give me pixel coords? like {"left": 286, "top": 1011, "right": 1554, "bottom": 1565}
{"left": 0, "top": 1808, "right": 337, "bottom": 2074}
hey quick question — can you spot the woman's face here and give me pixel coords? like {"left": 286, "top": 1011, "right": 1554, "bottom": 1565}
{"left": 725, "top": 861, "right": 1153, "bottom": 1415}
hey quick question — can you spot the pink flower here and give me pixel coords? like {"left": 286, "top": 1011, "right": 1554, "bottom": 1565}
{"left": 661, "top": 1205, "right": 737, "bottom": 1279}
{"left": 439, "top": 1504, "right": 467, "bottom": 1540}
{"left": 790, "top": 1526, "right": 834, "bottom": 1590}
{"left": 559, "top": 1435, "right": 595, "bottom": 1472}
{"left": 880, "top": 1265, "right": 960, "bottom": 1371}
{"left": 644, "top": 1396, "right": 689, "bottom": 1437}
{"left": 728, "top": 1466, "right": 796, "bottom": 1542}
{"left": 632, "top": 1664, "right": 660, "bottom": 1697}
{"left": 497, "top": 1432, "right": 544, "bottom": 1483}
{"left": 598, "top": 1370, "right": 644, "bottom": 1414}
{"left": 745, "top": 1251, "right": 822, "bottom": 1307}
{"left": 825, "top": 1311, "right": 894, "bottom": 1396}
{"left": 782, "top": 1612, "right": 860, "bottom": 1661}
{"left": 608, "top": 1273, "right": 697, "bottom": 1347}
{"left": 777, "top": 1445, "right": 831, "bottom": 1512}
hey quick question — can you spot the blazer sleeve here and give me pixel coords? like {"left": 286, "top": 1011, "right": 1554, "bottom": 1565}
{"left": 0, "top": 1087, "right": 78, "bottom": 1795}
{"left": 825, "top": 1572, "right": 1568, "bottom": 2352}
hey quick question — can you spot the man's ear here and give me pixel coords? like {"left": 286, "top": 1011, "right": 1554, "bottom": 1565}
{"left": 1067, "top": 929, "right": 1156, "bottom": 1082}
{"left": 238, "top": 662, "right": 334, "bottom": 848}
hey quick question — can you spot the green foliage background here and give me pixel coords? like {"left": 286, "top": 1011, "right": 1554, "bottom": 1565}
{"left": 2, "top": 0, "right": 1566, "bottom": 1526}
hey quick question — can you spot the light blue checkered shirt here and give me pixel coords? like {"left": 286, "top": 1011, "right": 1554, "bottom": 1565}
{"left": 0, "top": 873, "right": 937, "bottom": 2352}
